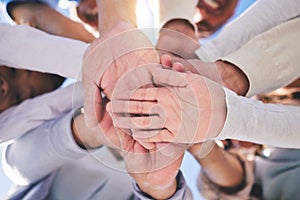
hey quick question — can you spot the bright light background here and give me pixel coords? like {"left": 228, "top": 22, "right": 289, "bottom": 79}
{"left": 0, "top": 0, "right": 255, "bottom": 199}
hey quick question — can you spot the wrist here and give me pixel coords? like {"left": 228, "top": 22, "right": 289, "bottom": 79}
{"left": 72, "top": 107, "right": 103, "bottom": 149}
{"left": 216, "top": 60, "right": 249, "bottom": 96}
{"left": 137, "top": 178, "right": 177, "bottom": 199}
{"left": 97, "top": 0, "right": 137, "bottom": 34}
{"left": 188, "top": 141, "right": 216, "bottom": 160}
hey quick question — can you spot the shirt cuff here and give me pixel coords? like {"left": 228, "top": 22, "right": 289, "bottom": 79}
{"left": 194, "top": 46, "right": 214, "bottom": 62}
{"left": 152, "top": 0, "right": 197, "bottom": 29}
{"left": 132, "top": 171, "right": 192, "bottom": 200}
{"left": 48, "top": 109, "right": 88, "bottom": 159}
{"left": 215, "top": 88, "right": 242, "bottom": 141}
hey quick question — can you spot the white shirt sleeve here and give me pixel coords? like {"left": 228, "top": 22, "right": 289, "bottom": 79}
{"left": 195, "top": 0, "right": 300, "bottom": 61}
{"left": 221, "top": 17, "right": 300, "bottom": 97}
{"left": 217, "top": 88, "right": 300, "bottom": 148}
{"left": 151, "top": 0, "right": 197, "bottom": 29}
{"left": 0, "top": 24, "right": 88, "bottom": 79}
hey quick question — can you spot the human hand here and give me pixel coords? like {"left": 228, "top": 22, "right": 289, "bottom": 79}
{"left": 118, "top": 129, "right": 186, "bottom": 199}
{"left": 82, "top": 21, "right": 159, "bottom": 128}
{"left": 108, "top": 66, "right": 227, "bottom": 144}
{"left": 161, "top": 55, "right": 249, "bottom": 95}
{"left": 156, "top": 19, "right": 200, "bottom": 59}
{"left": 72, "top": 98, "right": 124, "bottom": 149}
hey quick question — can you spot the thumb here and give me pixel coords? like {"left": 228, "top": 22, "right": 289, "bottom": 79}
{"left": 83, "top": 80, "right": 103, "bottom": 128}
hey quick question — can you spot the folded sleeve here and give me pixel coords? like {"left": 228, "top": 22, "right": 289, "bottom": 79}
{"left": 221, "top": 17, "right": 300, "bottom": 97}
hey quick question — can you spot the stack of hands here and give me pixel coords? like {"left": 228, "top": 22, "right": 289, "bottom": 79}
{"left": 78, "top": 21, "right": 228, "bottom": 199}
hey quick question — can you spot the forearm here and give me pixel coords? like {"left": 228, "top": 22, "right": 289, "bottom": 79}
{"left": 96, "top": 0, "right": 137, "bottom": 34}
{"left": 156, "top": 19, "right": 200, "bottom": 59}
{"left": 193, "top": 145, "right": 244, "bottom": 189}
{"left": 10, "top": 2, "right": 95, "bottom": 43}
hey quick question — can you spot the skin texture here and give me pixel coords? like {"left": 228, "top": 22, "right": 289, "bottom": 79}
{"left": 108, "top": 65, "right": 227, "bottom": 145}
{"left": 82, "top": 1, "right": 185, "bottom": 198}
{"left": 156, "top": 19, "right": 200, "bottom": 59}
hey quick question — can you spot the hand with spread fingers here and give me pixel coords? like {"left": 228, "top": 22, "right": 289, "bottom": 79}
{"left": 108, "top": 65, "right": 227, "bottom": 145}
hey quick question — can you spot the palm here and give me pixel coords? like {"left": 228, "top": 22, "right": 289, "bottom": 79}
{"left": 82, "top": 22, "right": 159, "bottom": 128}
{"left": 118, "top": 131, "right": 185, "bottom": 192}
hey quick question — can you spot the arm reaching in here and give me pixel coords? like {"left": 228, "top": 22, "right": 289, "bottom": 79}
{"left": 8, "top": 1, "right": 95, "bottom": 43}
{"left": 82, "top": 0, "right": 159, "bottom": 128}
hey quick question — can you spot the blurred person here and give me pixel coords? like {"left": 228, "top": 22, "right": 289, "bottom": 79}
{"left": 0, "top": 66, "right": 64, "bottom": 112}
{"left": 4, "top": 0, "right": 96, "bottom": 42}
{"left": 151, "top": 0, "right": 239, "bottom": 38}
{"left": 195, "top": 0, "right": 239, "bottom": 38}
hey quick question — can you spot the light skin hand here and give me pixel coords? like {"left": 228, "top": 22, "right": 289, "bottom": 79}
{"left": 82, "top": 22, "right": 159, "bottom": 128}
{"left": 161, "top": 55, "right": 250, "bottom": 95}
{"left": 108, "top": 66, "right": 227, "bottom": 144}
{"left": 118, "top": 130, "right": 186, "bottom": 200}
{"left": 215, "top": 60, "right": 249, "bottom": 96}
{"left": 82, "top": 0, "right": 159, "bottom": 129}
{"left": 71, "top": 99, "right": 122, "bottom": 149}
{"left": 72, "top": 100, "right": 184, "bottom": 199}
{"left": 156, "top": 19, "right": 200, "bottom": 59}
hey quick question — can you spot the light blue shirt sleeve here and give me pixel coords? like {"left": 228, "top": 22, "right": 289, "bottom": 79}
{"left": 3, "top": 109, "right": 88, "bottom": 185}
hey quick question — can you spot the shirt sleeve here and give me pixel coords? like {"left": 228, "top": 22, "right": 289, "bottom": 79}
{"left": 221, "top": 17, "right": 300, "bottom": 97}
{"left": 216, "top": 88, "right": 300, "bottom": 148}
{"left": 132, "top": 171, "right": 193, "bottom": 200}
{"left": 151, "top": 0, "right": 197, "bottom": 28}
{"left": 2, "top": 109, "right": 88, "bottom": 185}
{"left": 195, "top": 0, "right": 300, "bottom": 61}
{"left": 0, "top": 82, "right": 84, "bottom": 144}
{"left": 0, "top": 24, "right": 88, "bottom": 79}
